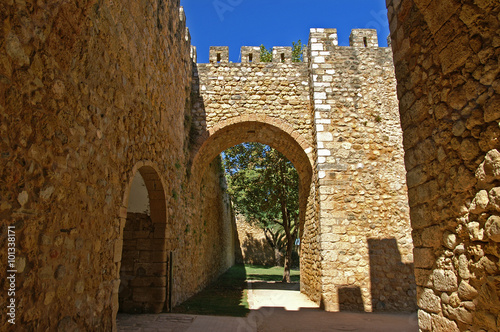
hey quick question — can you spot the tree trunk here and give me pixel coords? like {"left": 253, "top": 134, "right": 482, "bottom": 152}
{"left": 278, "top": 156, "right": 294, "bottom": 283}
{"left": 274, "top": 247, "right": 282, "bottom": 267}
{"left": 282, "top": 232, "right": 293, "bottom": 283}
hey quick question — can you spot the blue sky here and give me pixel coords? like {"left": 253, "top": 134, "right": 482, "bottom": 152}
{"left": 180, "top": 0, "right": 390, "bottom": 63}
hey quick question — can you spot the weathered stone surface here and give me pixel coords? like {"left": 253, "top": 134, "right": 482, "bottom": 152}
{"left": 235, "top": 215, "right": 278, "bottom": 266}
{"left": 485, "top": 215, "right": 500, "bottom": 242}
{"left": 467, "top": 221, "right": 485, "bottom": 241}
{"left": 418, "top": 288, "right": 442, "bottom": 314}
{"left": 414, "top": 248, "right": 435, "bottom": 268}
{"left": 387, "top": 1, "right": 500, "bottom": 330}
{"left": 433, "top": 269, "right": 458, "bottom": 292}
{"left": 308, "top": 29, "right": 413, "bottom": 311}
{"left": 191, "top": 27, "right": 414, "bottom": 313}
{"left": 443, "top": 231, "right": 458, "bottom": 250}
{"left": 3, "top": 0, "right": 499, "bottom": 330}
{"left": 0, "top": 1, "right": 234, "bottom": 330}
{"left": 469, "top": 190, "right": 489, "bottom": 214}
{"left": 418, "top": 309, "right": 432, "bottom": 331}
{"left": 488, "top": 187, "right": 500, "bottom": 212}
{"left": 446, "top": 306, "right": 473, "bottom": 324}
{"left": 432, "top": 314, "right": 459, "bottom": 332}
{"left": 473, "top": 310, "right": 499, "bottom": 331}
{"left": 476, "top": 150, "right": 500, "bottom": 185}
{"left": 458, "top": 280, "right": 478, "bottom": 300}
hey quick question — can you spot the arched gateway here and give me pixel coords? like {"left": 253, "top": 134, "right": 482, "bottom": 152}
{"left": 189, "top": 31, "right": 415, "bottom": 311}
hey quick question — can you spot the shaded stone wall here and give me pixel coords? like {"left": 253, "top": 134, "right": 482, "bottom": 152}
{"left": 235, "top": 215, "right": 277, "bottom": 266}
{"left": 387, "top": 0, "right": 500, "bottom": 330}
{"left": 173, "top": 157, "right": 236, "bottom": 306}
{"left": 308, "top": 28, "right": 415, "bottom": 312}
{"left": 0, "top": 0, "right": 235, "bottom": 330}
{"left": 120, "top": 212, "right": 164, "bottom": 314}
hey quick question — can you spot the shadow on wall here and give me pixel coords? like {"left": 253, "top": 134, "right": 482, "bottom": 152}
{"left": 189, "top": 60, "right": 208, "bottom": 166}
{"left": 338, "top": 286, "right": 365, "bottom": 311}
{"left": 335, "top": 238, "right": 416, "bottom": 312}
{"left": 239, "top": 233, "right": 277, "bottom": 266}
{"left": 368, "top": 238, "right": 417, "bottom": 312}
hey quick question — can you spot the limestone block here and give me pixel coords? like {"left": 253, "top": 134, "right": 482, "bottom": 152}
{"left": 443, "top": 231, "right": 458, "bottom": 250}
{"left": 467, "top": 221, "right": 485, "bottom": 241}
{"left": 447, "top": 306, "right": 473, "bottom": 324}
{"left": 458, "top": 280, "right": 478, "bottom": 300}
{"left": 418, "top": 288, "right": 442, "bottom": 313}
{"left": 469, "top": 190, "right": 489, "bottom": 214}
{"left": 476, "top": 149, "right": 500, "bottom": 184}
{"left": 485, "top": 215, "right": 500, "bottom": 242}
{"left": 317, "top": 132, "right": 333, "bottom": 141}
{"left": 431, "top": 314, "right": 459, "bottom": 332}
{"left": 457, "top": 254, "right": 471, "bottom": 279}
{"left": 488, "top": 187, "right": 500, "bottom": 212}
{"left": 418, "top": 309, "right": 432, "bottom": 331}
{"left": 433, "top": 269, "right": 458, "bottom": 292}
{"left": 479, "top": 256, "right": 498, "bottom": 274}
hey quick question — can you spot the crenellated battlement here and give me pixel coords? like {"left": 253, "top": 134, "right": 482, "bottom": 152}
{"left": 309, "top": 28, "right": 380, "bottom": 49}
{"left": 240, "top": 46, "right": 261, "bottom": 63}
{"left": 202, "top": 29, "right": 385, "bottom": 64}
{"left": 349, "top": 29, "right": 378, "bottom": 47}
{"left": 209, "top": 46, "right": 229, "bottom": 63}
{"left": 208, "top": 46, "right": 297, "bottom": 64}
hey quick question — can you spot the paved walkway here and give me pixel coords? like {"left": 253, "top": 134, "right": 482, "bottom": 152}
{"left": 117, "top": 282, "right": 419, "bottom": 332}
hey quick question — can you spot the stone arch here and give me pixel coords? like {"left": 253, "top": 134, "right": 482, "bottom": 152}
{"left": 191, "top": 116, "right": 314, "bottom": 235}
{"left": 113, "top": 161, "right": 169, "bottom": 321}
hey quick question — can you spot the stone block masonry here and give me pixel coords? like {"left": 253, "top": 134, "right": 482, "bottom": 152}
{"left": 0, "top": 0, "right": 234, "bottom": 330}
{"left": 4, "top": 0, "right": 497, "bottom": 330}
{"left": 308, "top": 28, "right": 415, "bottom": 312}
{"left": 387, "top": 0, "right": 500, "bottom": 331}
{"left": 191, "top": 28, "right": 414, "bottom": 312}
{"left": 0, "top": 0, "right": 415, "bottom": 325}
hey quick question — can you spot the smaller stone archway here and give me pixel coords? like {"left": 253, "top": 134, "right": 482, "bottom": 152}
{"left": 114, "top": 161, "right": 170, "bottom": 319}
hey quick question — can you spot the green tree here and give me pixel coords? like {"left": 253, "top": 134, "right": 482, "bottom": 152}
{"left": 260, "top": 45, "right": 273, "bottom": 62}
{"left": 259, "top": 40, "right": 304, "bottom": 63}
{"left": 292, "top": 40, "right": 304, "bottom": 62}
{"left": 223, "top": 143, "right": 299, "bottom": 283}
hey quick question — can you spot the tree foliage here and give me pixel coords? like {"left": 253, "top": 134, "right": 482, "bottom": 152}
{"left": 260, "top": 45, "right": 273, "bottom": 62}
{"left": 222, "top": 143, "right": 299, "bottom": 282}
{"left": 292, "top": 40, "right": 304, "bottom": 62}
{"left": 259, "top": 40, "right": 304, "bottom": 63}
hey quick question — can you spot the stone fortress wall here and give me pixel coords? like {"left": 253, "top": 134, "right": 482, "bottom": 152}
{"left": 192, "top": 28, "right": 415, "bottom": 312}
{"left": 387, "top": 0, "right": 500, "bottom": 330}
{"left": 308, "top": 28, "right": 415, "bottom": 312}
{"left": 0, "top": 1, "right": 235, "bottom": 330}
{"left": 1, "top": 0, "right": 498, "bottom": 331}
